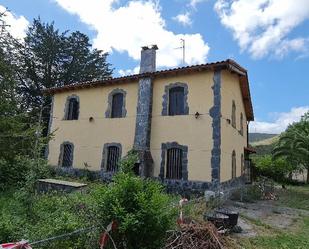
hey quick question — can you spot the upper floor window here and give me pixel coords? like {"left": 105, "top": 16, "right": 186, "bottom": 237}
{"left": 166, "top": 147, "right": 183, "bottom": 179}
{"left": 232, "top": 150, "right": 236, "bottom": 179}
{"left": 105, "top": 89, "right": 127, "bottom": 118}
{"left": 162, "top": 82, "right": 189, "bottom": 116}
{"left": 65, "top": 96, "right": 79, "bottom": 120}
{"left": 231, "top": 100, "right": 236, "bottom": 128}
{"left": 59, "top": 142, "right": 74, "bottom": 167}
{"left": 240, "top": 113, "right": 244, "bottom": 135}
{"left": 169, "top": 86, "right": 185, "bottom": 115}
{"left": 111, "top": 93, "right": 124, "bottom": 118}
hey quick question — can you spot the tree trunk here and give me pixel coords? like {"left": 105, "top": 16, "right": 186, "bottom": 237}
{"left": 307, "top": 167, "right": 309, "bottom": 184}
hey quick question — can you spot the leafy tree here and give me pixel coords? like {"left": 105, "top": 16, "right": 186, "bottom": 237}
{"left": 252, "top": 155, "right": 294, "bottom": 182}
{"left": 18, "top": 18, "right": 113, "bottom": 132}
{"left": 273, "top": 111, "right": 309, "bottom": 183}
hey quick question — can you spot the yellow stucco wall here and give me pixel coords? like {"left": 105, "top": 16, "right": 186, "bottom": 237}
{"left": 151, "top": 71, "right": 214, "bottom": 182}
{"left": 48, "top": 82, "right": 138, "bottom": 170}
{"left": 220, "top": 70, "right": 248, "bottom": 182}
{"left": 48, "top": 69, "right": 249, "bottom": 183}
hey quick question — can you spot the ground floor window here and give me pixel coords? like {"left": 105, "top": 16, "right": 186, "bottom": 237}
{"left": 106, "top": 146, "right": 120, "bottom": 172}
{"left": 232, "top": 150, "right": 236, "bottom": 178}
{"left": 160, "top": 142, "right": 188, "bottom": 181}
{"left": 166, "top": 148, "right": 183, "bottom": 179}
{"left": 101, "top": 143, "right": 122, "bottom": 172}
{"left": 59, "top": 142, "right": 73, "bottom": 167}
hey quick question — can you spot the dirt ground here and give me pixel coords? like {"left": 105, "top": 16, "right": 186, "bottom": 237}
{"left": 223, "top": 199, "right": 309, "bottom": 238}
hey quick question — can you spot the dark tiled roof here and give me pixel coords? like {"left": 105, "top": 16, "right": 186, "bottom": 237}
{"left": 43, "top": 59, "right": 254, "bottom": 120}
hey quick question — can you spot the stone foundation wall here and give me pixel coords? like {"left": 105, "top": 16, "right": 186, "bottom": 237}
{"left": 52, "top": 167, "right": 246, "bottom": 197}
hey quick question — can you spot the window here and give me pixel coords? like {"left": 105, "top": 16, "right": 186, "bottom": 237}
{"left": 111, "top": 93, "right": 124, "bottom": 118}
{"left": 169, "top": 86, "right": 185, "bottom": 115}
{"left": 232, "top": 150, "right": 236, "bottom": 178}
{"left": 106, "top": 146, "right": 121, "bottom": 172}
{"left": 60, "top": 143, "right": 73, "bottom": 167}
{"left": 166, "top": 148, "right": 183, "bottom": 179}
{"left": 240, "top": 113, "right": 244, "bottom": 135}
{"left": 231, "top": 101, "right": 236, "bottom": 128}
{"left": 105, "top": 89, "right": 127, "bottom": 118}
{"left": 241, "top": 153, "right": 244, "bottom": 175}
{"left": 66, "top": 97, "right": 79, "bottom": 120}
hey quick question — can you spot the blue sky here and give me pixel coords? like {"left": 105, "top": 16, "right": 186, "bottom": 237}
{"left": 1, "top": 0, "right": 308, "bottom": 133}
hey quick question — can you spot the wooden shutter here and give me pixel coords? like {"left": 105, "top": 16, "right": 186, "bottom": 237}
{"left": 111, "top": 93, "right": 123, "bottom": 118}
{"left": 106, "top": 146, "right": 120, "bottom": 172}
{"left": 166, "top": 148, "right": 183, "bottom": 179}
{"left": 62, "top": 144, "right": 73, "bottom": 167}
{"left": 169, "top": 87, "right": 184, "bottom": 115}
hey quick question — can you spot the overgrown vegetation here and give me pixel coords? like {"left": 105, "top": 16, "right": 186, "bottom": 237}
{"left": 251, "top": 111, "right": 309, "bottom": 183}
{"left": 0, "top": 153, "right": 177, "bottom": 249}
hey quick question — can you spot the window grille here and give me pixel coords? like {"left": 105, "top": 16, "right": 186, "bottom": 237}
{"left": 166, "top": 148, "right": 183, "bottom": 179}
{"left": 106, "top": 146, "right": 120, "bottom": 172}
{"left": 62, "top": 143, "right": 73, "bottom": 167}
{"left": 169, "top": 87, "right": 185, "bottom": 115}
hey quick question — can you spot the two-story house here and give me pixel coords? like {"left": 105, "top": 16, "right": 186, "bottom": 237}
{"left": 44, "top": 45, "right": 254, "bottom": 189}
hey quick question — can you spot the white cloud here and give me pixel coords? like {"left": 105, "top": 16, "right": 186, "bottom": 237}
{"left": 214, "top": 0, "right": 309, "bottom": 59}
{"left": 250, "top": 106, "right": 309, "bottom": 134}
{"left": 173, "top": 12, "right": 192, "bottom": 26}
{"left": 53, "top": 0, "right": 210, "bottom": 69}
{"left": 118, "top": 66, "right": 140, "bottom": 76}
{"left": 0, "top": 5, "right": 29, "bottom": 40}
{"left": 190, "top": 0, "right": 208, "bottom": 8}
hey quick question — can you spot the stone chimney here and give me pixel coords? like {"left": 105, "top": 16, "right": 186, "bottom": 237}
{"left": 139, "top": 45, "right": 158, "bottom": 73}
{"left": 133, "top": 45, "right": 158, "bottom": 177}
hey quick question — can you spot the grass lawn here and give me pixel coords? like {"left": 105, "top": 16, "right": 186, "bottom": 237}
{"left": 276, "top": 184, "right": 309, "bottom": 210}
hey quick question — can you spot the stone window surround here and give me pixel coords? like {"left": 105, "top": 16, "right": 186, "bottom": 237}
{"left": 162, "top": 82, "right": 189, "bottom": 116}
{"left": 101, "top": 143, "right": 122, "bottom": 172}
{"left": 159, "top": 142, "right": 188, "bottom": 181}
{"left": 58, "top": 141, "right": 74, "bottom": 167}
{"left": 63, "top": 94, "right": 80, "bottom": 120}
{"left": 105, "top": 88, "right": 127, "bottom": 118}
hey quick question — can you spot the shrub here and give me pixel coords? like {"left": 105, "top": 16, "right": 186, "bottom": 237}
{"left": 252, "top": 155, "right": 293, "bottom": 182}
{"left": 0, "top": 156, "right": 51, "bottom": 191}
{"left": 95, "top": 173, "right": 176, "bottom": 249}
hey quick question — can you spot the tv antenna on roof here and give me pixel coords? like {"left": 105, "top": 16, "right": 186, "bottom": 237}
{"left": 174, "top": 38, "right": 185, "bottom": 66}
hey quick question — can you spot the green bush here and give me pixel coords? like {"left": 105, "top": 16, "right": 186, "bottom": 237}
{"left": 0, "top": 156, "right": 51, "bottom": 191}
{"left": 253, "top": 155, "right": 293, "bottom": 182}
{"left": 95, "top": 173, "right": 176, "bottom": 249}
{"left": 0, "top": 153, "right": 176, "bottom": 249}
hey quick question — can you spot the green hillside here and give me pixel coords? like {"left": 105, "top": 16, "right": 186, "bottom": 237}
{"left": 249, "top": 133, "right": 278, "bottom": 143}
